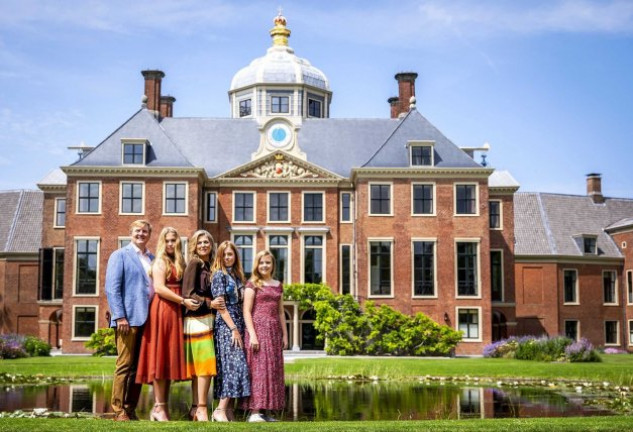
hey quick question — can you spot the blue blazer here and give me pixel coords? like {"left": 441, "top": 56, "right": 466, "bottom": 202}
{"left": 105, "top": 243, "right": 154, "bottom": 328}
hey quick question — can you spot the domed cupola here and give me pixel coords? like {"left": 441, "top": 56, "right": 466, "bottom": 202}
{"left": 228, "top": 12, "right": 332, "bottom": 121}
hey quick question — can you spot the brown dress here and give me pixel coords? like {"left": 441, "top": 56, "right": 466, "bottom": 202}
{"left": 136, "top": 265, "right": 187, "bottom": 383}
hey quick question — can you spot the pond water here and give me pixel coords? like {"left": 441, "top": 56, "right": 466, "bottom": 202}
{"left": 0, "top": 381, "right": 612, "bottom": 421}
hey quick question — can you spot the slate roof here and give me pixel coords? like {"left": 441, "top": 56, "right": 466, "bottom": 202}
{"left": 515, "top": 192, "right": 633, "bottom": 258}
{"left": 72, "top": 107, "right": 485, "bottom": 178}
{"left": 0, "top": 190, "right": 43, "bottom": 254}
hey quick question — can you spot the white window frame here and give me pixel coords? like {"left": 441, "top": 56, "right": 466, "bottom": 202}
{"left": 456, "top": 306, "right": 482, "bottom": 342}
{"left": 603, "top": 269, "right": 618, "bottom": 306}
{"left": 206, "top": 191, "right": 218, "bottom": 223}
{"left": 411, "top": 238, "right": 437, "bottom": 299}
{"left": 265, "top": 232, "right": 292, "bottom": 283}
{"left": 340, "top": 243, "right": 353, "bottom": 296}
{"left": 368, "top": 182, "right": 393, "bottom": 216}
{"left": 270, "top": 94, "right": 291, "bottom": 115}
{"left": 455, "top": 238, "right": 481, "bottom": 299}
{"left": 301, "top": 191, "right": 325, "bottom": 223}
{"left": 563, "top": 268, "right": 579, "bottom": 305}
{"left": 121, "top": 140, "right": 147, "bottom": 166}
{"left": 54, "top": 197, "right": 66, "bottom": 228}
{"left": 118, "top": 237, "right": 131, "bottom": 249}
{"left": 267, "top": 191, "right": 291, "bottom": 223}
{"left": 457, "top": 387, "right": 484, "bottom": 419}
{"left": 71, "top": 305, "right": 99, "bottom": 341}
{"left": 454, "top": 183, "right": 479, "bottom": 216}
{"left": 409, "top": 143, "right": 435, "bottom": 167}
{"left": 51, "top": 246, "right": 65, "bottom": 301}
{"left": 367, "top": 237, "right": 394, "bottom": 299}
{"left": 411, "top": 182, "right": 436, "bottom": 216}
{"left": 162, "top": 181, "right": 189, "bottom": 216}
{"left": 238, "top": 97, "right": 252, "bottom": 118}
{"left": 564, "top": 319, "right": 580, "bottom": 341}
{"left": 308, "top": 98, "right": 322, "bottom": 118}
{"left": 604, "top": 320, "right": 620, "bottom": 346}
{"left": 489, "top": 199, "right": 503, "bottom": 230}
{"left": 628, "top": 320, "right": 633, "bottom": 346}
{"left": 231, "top": 231, "right": 257, "bottom": 277}
{"left": 232, "top": 191, "right": 256, "bottom": 223}
{"left": 340, "top": 191, "right": 353, "bottom": 223}
{"left": 69, "top": 384, "right": 97, "bottom": 414}
{"left": 72, "top": 236, "right": 100, "bottom": 297}
{"left": 627, "top": 269, "right": 633, "bottom": 305}
{"left": 490, "top": 249, "right": 504, "bottom": 303}
{"left": 300, "top": 234, "right": 326, "bottom": 284}
{"left": 76, "top": 181, "right": 102, "bottom": 214}
{"left": 119, "top": 181, "right": 145, "bottom": 215}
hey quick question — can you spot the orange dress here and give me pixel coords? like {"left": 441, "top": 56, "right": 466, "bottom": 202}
{"left": 136, "top": 266, "right": 187, "bottom": 383}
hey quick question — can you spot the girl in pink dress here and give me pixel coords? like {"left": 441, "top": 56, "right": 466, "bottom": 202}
{"left": 242, "top": 250, "right": 288, "bottom": 422}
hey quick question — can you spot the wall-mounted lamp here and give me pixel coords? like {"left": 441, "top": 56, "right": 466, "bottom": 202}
{"left": 443, "top": 312, "right": 450, "bottom": 322}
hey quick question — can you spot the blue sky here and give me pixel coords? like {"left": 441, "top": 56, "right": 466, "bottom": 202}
{"left": 1, "top": 0, "right": 632, "bottom": 197}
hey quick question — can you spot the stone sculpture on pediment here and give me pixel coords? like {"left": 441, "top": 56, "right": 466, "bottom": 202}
{"left": 240, "top": 156, "right": 319, "bottom": 179}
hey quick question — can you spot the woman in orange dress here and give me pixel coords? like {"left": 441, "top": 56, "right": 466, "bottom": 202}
{"left": 136, "top": 227, "right": 201, "bottom": 421}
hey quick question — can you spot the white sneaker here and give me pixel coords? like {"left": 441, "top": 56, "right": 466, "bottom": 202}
{"left": 248, "top": 413, "right": 266, "bottom": 423}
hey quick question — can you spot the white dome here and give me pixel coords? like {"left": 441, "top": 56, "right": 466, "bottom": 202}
{"left": 230, "top": 45, "right": 329, "bottom": 91}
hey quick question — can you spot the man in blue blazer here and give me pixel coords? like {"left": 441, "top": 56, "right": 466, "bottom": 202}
{"left": 105, "top": 219, "right": 154, "bottom": 421}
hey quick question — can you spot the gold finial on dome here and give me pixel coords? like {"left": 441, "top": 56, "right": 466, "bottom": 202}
{"left": 270, "top": 9, "right": 291, "bottom": 47}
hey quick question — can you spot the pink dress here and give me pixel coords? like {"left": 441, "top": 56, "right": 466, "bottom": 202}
{"left": 243, "top": 280, "right": 285, "bottom": 411}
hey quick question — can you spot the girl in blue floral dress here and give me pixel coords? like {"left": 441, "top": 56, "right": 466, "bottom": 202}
{"left": 211, "top": 240, "right": 250, "bottom": 422}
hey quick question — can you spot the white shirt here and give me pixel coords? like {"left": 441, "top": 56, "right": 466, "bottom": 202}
{"left": 131, "top": 243, "right": 154, "bottom": 299}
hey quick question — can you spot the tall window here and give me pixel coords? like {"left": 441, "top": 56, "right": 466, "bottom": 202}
{"left": 629, "top": 321, "right": 633, "bottom": 345}
{"left": 341, "top": 192, "right": 352, "bottom": 222}
{"left": 234, "top": 192, "right": 255, "bottom": 222}
{"left": 271, "top": 96, "right": 289, "bottom": 114}
{"left": 73, "top": 306, "right": 96, "bottom": 339}
{"left": 206, "top": 192, "right": 217, "bottom": 223}
{"left": 308, "top": 99, "right": 322, "bottom": 117}
{"left": 77, "top": 182, "right": 100, "bottom": 213}
{"left": 603, "top": 270, "right": 617, "bottom": 304}
{"left": 121, "top": 182, "right": 143, "bottom": 214}
{"left": 627, "top": 270, "right": 632, "bottom": 304}
{"left": 564, "top": 269, "right": 578, "bottom": 303}
{"left": 54, "top": 198, "right": 66, "bottom": 227}
{"left": 304, "top": 236, "right": 323, "bottom": 284}
{"left": 369, "top": 241, "right": 392, "bottom": 296}
{"left": 122, "top": 143, "right": 144, "bottom": 164}
{"left": 489, "top": 200, "right": 501, "bottom": 229}
{"left": 458, "top": 309, "right": 480, "bottom": 340}
{"left": 234, "top": 234, "right": 254, "bottom": 279}
{"left": 269, "top": 192, "right": 289, "bottom": 222}
{"left": 457, "top": 242, "right": 478, "bottom": 296}
{"left": 340, "top": 244, "right": 351, "bottom": 295}
{"left": 303, "top": 193, "right": 323, "bottom": 222}
{"left": 605, "top": 321, "right": 619, "bottom": 345}
{"left": 54, "top": 248, "right": 64, "bottom": 300}
{"left": 370, "top": 184, "right": 391, "bottom": 215}
{"left": 411, "top": 146, "right": 432, "bottom": 166}
{"left": 75, "top": 239, "right": 98, "bottom": 295}
{"left": 39, "top": 247, "right": 65, "bottom": 301}
{"left": 455, "top": 184, "right": 477, "bottom": 215}
{"left": 412, "top": 184, "right": 433, "bottom": 215}
{"left": 164, "top": 183, "right": 187, "bottom": 214}
{"left": 239, "top": 99, "right": 251, "bottom": 117}
{"left": 565, "top": 320, "right": 579, "bottom": 341}
{"left": 490, "top": 250, "right": 503, "bottom": 302}
{"left": 269, "top": 235, "right": 289, "bottom": 283}
{"left": 413, "top": 241, "right": 435, "bottom": 296}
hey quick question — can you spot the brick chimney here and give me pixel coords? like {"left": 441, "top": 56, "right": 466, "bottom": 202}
{"left": 586, "top": 173, "right": 604, "bottom": 204}
{"left": 388, "top": 72, "right": 417, "bottom": 118}
{"left": 141, "top": 70, "right": 165, "bottom": 112}
{"left": 160, "top": 95, "right": 176, "bottom": 118}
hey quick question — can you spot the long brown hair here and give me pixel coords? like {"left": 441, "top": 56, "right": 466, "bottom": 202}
{"left": 249, "top": 250, "right": 276, "bottom": 288}
{"left": 212, "top": 240, "right": 245, "bottom": 283}
{"left": 151, "top": 227, "right": 185, "bottom": 280}
{"left": 188, "top": 230, "right": 215, "bottom": 263}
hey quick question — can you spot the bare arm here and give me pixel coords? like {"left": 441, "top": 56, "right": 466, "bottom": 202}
{"left": 243, "top": 286, "right": 259, "bottom": 350}
{"left": 153, "top": 260, "right": 199, "bottom": 311}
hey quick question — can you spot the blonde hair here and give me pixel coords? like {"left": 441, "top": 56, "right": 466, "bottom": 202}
{"left": 212, "top": 240, "right": 245, "bottom": 284}
{"left": 129, "top": 219, "right": 152, "bottom": 234}
{"left": 188, "top": 230, "right": 215, "bottom": 262}
{"left": 151, "top": 227, "right": 185, "bottom": 280}
{"left": 250, "top": 250, "right": 276, "bottom": 288}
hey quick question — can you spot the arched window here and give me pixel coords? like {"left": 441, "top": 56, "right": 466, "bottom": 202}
{"left": 300, "top": 309, "right": 324, "bottom": 350}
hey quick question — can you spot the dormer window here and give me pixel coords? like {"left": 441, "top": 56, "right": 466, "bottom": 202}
{"left": 573, "top": 234, "right": 598, "bottom": 254}
{"left": 239, "top": 99, "right": 252, "bottom": 117}
{"left": 122, "top": 140, "right": 147, "bottom": 165}
{"left": 308, "top": 98, "right": 322, "bottom": 118}
{"left": 408, "top": 141, "right": 434, "bottom": 166}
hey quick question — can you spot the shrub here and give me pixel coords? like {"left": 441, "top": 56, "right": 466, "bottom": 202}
{"left": 565, "top": 338, "right": 601, "bottom": 362}
{"left": 23, "top": 335, "right": 51, "bottom": 357}
{"left": 483, "top": 335, "right": 601, "bottom": 362}
{"left": 0, "top": 334, "right": 27, "bottom": 359}
{"left": 84, "top": 327, "right": 117, "bottom": 356}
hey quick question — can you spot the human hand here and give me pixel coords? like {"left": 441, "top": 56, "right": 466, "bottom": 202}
{"left": 250, "top": 336, "right": 260, "bottom": 351}
{"left": 231, "top": 329, "right": 243, "bottom": 348}
{"left": 184, "top": 298, "right": 201, "bottom": 311}
{"left": 211, "top": 297, "right": 226, "bottom": 310}
{"left": 282, "top": 336, "right": 288, "bottom": 350}
{"left": 116, "top": 318, "right": 130, "bottom": 334}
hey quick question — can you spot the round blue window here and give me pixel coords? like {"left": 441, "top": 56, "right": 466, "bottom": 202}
{"left": 272, "top": 127, "right": 287, "bottom": 142}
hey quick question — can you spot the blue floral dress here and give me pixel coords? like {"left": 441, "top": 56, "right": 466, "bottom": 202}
{"left": 211, "top": 269, "right": 251, "bottom": 399}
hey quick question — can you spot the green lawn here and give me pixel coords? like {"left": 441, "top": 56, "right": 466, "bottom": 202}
{"left": 0, "top": 416, "right": 632, "bottom": 432}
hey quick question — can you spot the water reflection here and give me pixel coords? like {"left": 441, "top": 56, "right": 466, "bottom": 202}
{"left": 0, "top": 381, "right": 611, "bottom": 421}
